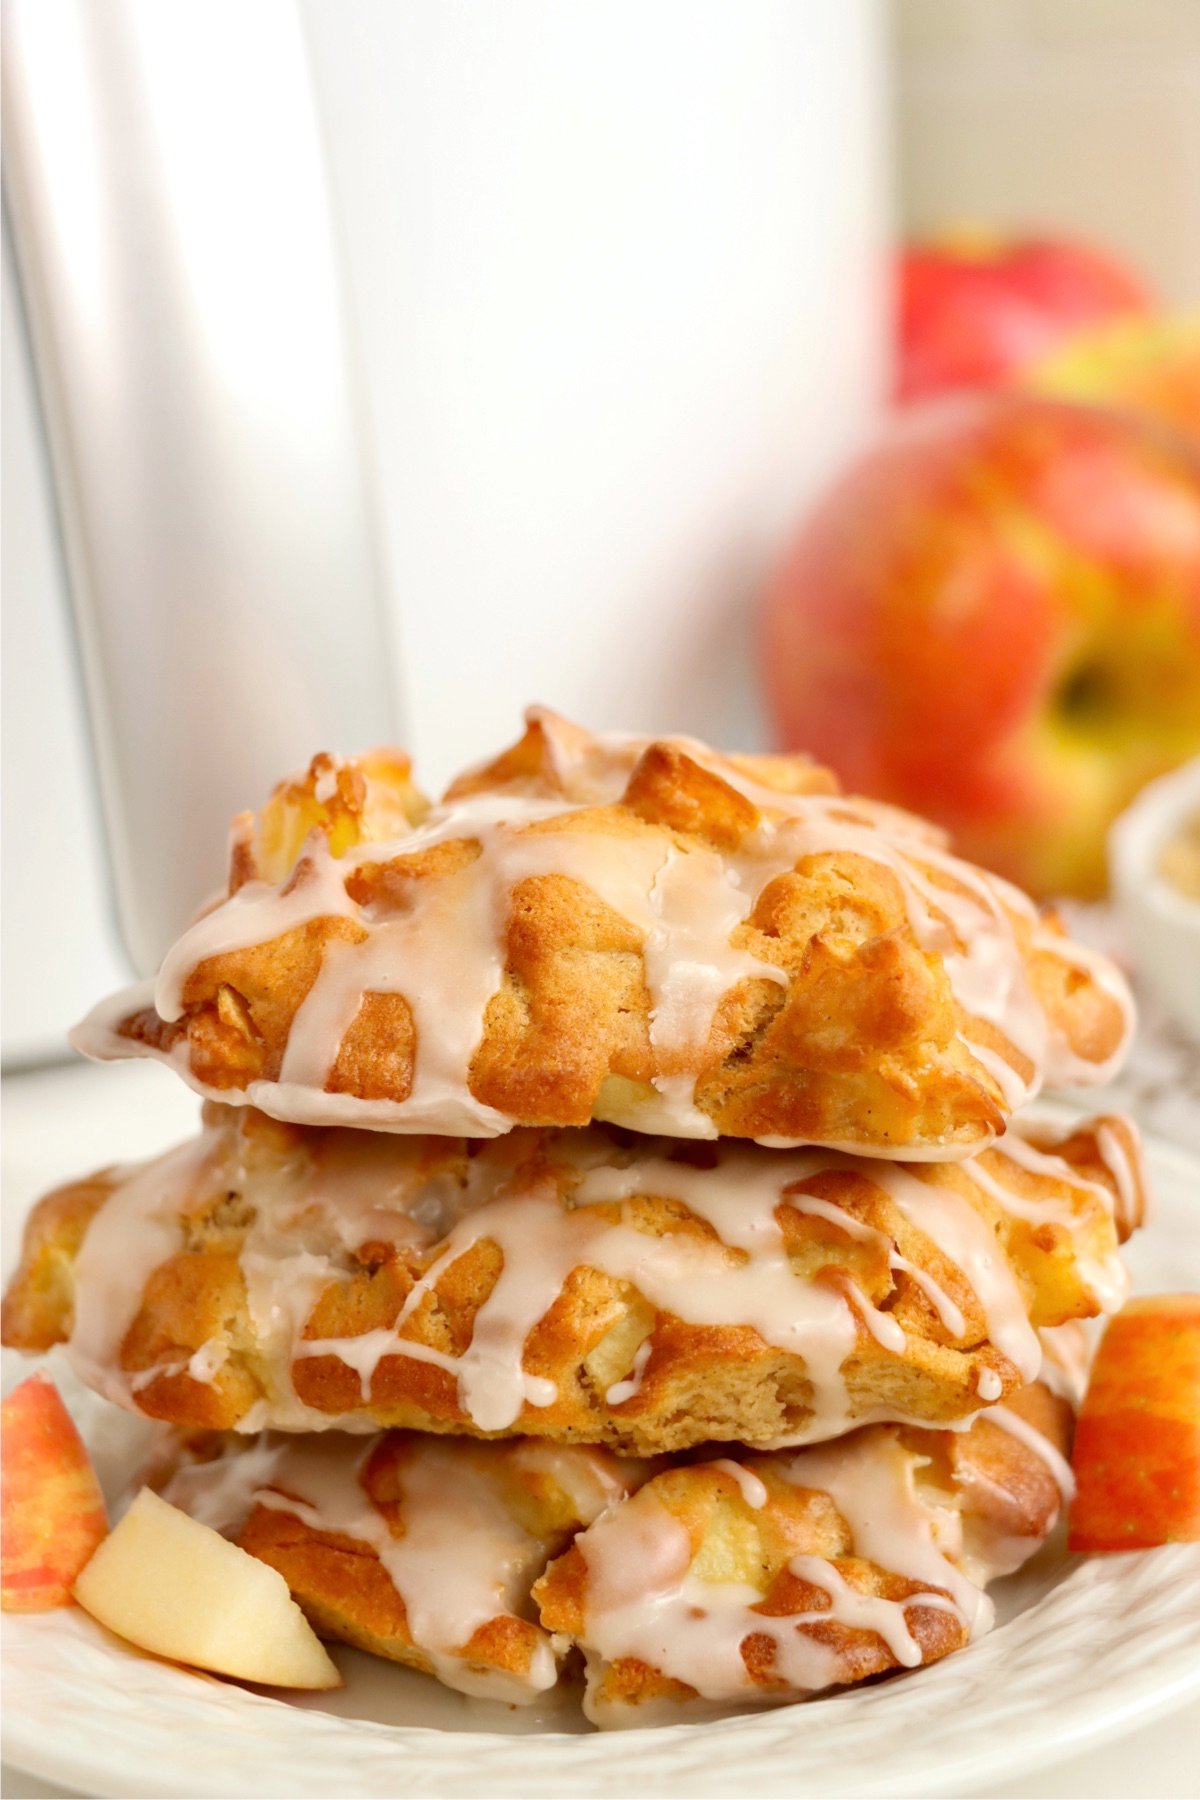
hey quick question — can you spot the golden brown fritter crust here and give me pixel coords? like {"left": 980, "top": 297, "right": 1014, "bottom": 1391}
{"left": 72, "top": 710, "right": 1133, "bottom": 1154}
{"left": 2, "top": 1106, "right": 1138, "bottom": 1453}
{"left": 157, "top": 1432, "right": 639, "bottom": 1702}
{"left": 152, "top": 1386, "right": 1070, "bottom": 1723}
{"left": 535, "top": 1382, "right": 1073, "bottom": 1722}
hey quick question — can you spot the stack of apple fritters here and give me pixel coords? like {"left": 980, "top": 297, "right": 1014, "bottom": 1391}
{"left": 2, "top": 710, "right": 1144, "bottom": 1724}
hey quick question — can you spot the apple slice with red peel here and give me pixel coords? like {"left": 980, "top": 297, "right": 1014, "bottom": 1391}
{"left": 73, "top": 1488, "right": 342, "bottom": 1688}
{"left": 1068, "top": 1294, "right": 1200, "bottom": 1552}
{"left": 2, "top": 1372, "right": 108, "bottom": 1611}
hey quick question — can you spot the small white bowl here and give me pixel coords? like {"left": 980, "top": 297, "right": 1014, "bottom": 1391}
{"left": 1109, "top": 758, "right": 1200, "bottom": 1045}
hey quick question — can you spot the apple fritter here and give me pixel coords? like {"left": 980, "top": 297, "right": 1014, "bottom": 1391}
{"left": 2, "top": 1104, "right": 1141, "bottom": 1454}
{"left": 71, "top": 709, "right": 1134, "bottom": 1156}
{"left": 149, "top": 1382, "right": 1072, "bottom": 1724}
{"left": 156, "top": 1433, "right": 639, "bottom": 1704}
{"left": 535, "top": 1380, "right": 1074, "bottom": 1725}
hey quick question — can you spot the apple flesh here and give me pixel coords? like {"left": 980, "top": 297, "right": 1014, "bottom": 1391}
{"left": 73, "top": 1487, "right": 341, "bottom": 1689}
{"left": 760, "top": 393, "right": 1200, "bottom": 899}
{"left": 897, "top": 232, "right": 1152, "bottom": 404}
{"left": 2, "top": 1373, "right": 108, "bottom": 1611}
{"left": 1069, "top": 1294, "right": 1200, "bottom": 1552}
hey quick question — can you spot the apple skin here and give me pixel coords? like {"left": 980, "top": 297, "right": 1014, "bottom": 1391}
{"left": 1, "top": 1373, "right": 108, "bottom": 1611}
{"left": 1028, "top": 312, "right": 1200, "bottom": 451}
{"left": 760, "top": 393, "right": 1200, "bottom": 899}
{"left": 897, "top": 234, "right": 1152, "bottom": 404}
{"left": 1068, "top": 1294, "right": 1200, "bottom": 1553}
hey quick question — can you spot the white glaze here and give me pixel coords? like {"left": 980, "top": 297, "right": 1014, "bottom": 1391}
{"left": 1036, "top": 1322, "right": 1094, "bottom": 1408}
{"left": 780, "top": 1432, "right": 992, "bottom": 1639}
{"left": 1094, "top": 1121, "right": 1146, "bottom": 1236}
{"left": 871, "top": 1167, "right": 1042, "bottom": 1383}
{"left": 711, "top": 1460, "right": 769, "bottom": 1509}
{"left": 605, "top": 1339, "right": 652, "bottom": 1407}
{"left": 975, "top": 1369, "right": 1004, "bottom": 1402}
{"left": 986, "top": 1405, "right": 1077, "bottom": 1504}
{"left": 62, "top": 1115, "right": 1124, "bottom": 1442}
{"left": 70, "top": 725, "right": 1135, "bottom": 1146}
{"left": 576, "top": 1428, "right": 992, "bottom": 1725}
{"left": 66, "top": 1135, "right": 220, "bottom": 1403}
{"left": 165, "top": 1433, "right": 632, "bottom": 1704}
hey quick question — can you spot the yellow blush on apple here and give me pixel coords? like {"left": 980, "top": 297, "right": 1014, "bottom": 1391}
{"left": 761, "top": 394, "right": 1200, "bottom": 899}
{"left": 897, "top": 233, "right": 1152, "bottom": 404}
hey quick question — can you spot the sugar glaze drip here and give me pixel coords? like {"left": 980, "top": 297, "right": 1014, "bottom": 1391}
{"left": 163, "top": 1434, "right": 630, "bottom": 1704}
{"left": 574, "top": 1429, "right": 987, "bottom": 1725}
{"left": 292, "top": 1141, "right": 1049, "bottom": 1435}
{"left": 71, "top": 725, "right": 1135, "bottom": 1147}
{"left": 61, "top": 1111, "right": 1135, "bottom": 1442}
{"left": 985, "top": 1404, "right": 1077, "bottom": 1503}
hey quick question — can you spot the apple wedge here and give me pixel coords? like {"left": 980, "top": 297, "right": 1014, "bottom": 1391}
{"left": 73, "top": 1487, "right": 341, "bottom": 1688}
{"left": 1069, "top": 1293, "right": 1200, "bottom": 1552}
{"left": 2, "top": 1372, "right": 108, "bottom": 1611}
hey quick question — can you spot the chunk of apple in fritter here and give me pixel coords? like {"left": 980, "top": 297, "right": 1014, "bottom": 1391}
{"left": 237, "top": 749, "right": 428, "bottom": 886}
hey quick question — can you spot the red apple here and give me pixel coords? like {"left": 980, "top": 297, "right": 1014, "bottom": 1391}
{"left": 2, "top": 1373, "right": 108, "bottom": 1610}
{"left": 1068, "top": 1294, "right": 1200, "bottom": 1552}
{"left": 1028, "top": 312, "right": 1200, "bottom": 451}
{"left": 897, "top": 232, "right": 1152, "bottom": 404}
{"left": 760, "top": 394, "right": 1200, "bottom": 898}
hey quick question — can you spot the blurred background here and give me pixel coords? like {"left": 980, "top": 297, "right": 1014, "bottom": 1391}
{"left": 3, "top": 0, "right": 1199, "bottom": 1067}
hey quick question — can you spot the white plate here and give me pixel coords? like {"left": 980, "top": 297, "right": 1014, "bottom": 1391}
{"left": 3, "top": 1075, "right": 1200, "bottom": 1799}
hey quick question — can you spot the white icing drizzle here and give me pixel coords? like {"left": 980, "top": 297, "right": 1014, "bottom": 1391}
{"left": 957, "top": 1035, "right": 1030, "bottom": 1112}
{"left": 871, "top": 1167, "right": 1042, "bottom": 1383}
{"left": 160, "top": 1437, "right": 288, "bottom": 1534}
{"left": 155, "top": 837, "right": 360, "bottom": 1020}
{"left": 575, "top": 1430, "right": 988, "bottom": 1724}
{"left": 779, "top": 1432, "right": 992, "bottom": 1640}
{"left": 294, "top": 1156, "right": 864, "bottom": 1436}
{"left": 66, "top": 1135, "right": 220, "bottom": 1403}
{"left": 783, "top": 1191, "right": 967, "bottom": 1339}
{"left": 165, "top": 1434, "right": 630, "bottom": 1704}
{"left": 1094, "top": 1121, "right": 1146, "bottom": 1237}
{"left": 641, "top": 846, "right": 786, "bottom": 1132}
{"left": 575, "top": 1491, "right": 819, "bottom": 1709}
{"left": 62, "top": 1116, "right": 1123, "bottom": 1443}
{"left": 70, "top": 725, "right": 1135, "bottom": 1147}
{"left": 605, "top": 1339, "right": 652, "bottom": 1407}
{"left": 1036, "top": 1322, "right": 1094, "bottom": 1408}
{"left": 986, "top": 1405, "right": 1077, "bottom": 1504}
{"left": 975, "top": 1368, "right": 1004, "bottom": 1402}
{"left": 1030, "top": 929, "right": 1137, "bottom": 1088}
{"left": 711, "top": 1460, "right": 769, "bottom": 1510}
{"left": 966, "top": 1129, "right": 1130, "bottom": 1316}
{"left": 785, "top": 1554, "right": 956, "bottom": 1667}
{"left": 256, "top": 1437, "right": 561, "bottom": 1700}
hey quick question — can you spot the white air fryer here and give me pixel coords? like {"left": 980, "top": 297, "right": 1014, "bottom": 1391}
{"left": 1, "top": 0, "right": 887, "bottom": 1061}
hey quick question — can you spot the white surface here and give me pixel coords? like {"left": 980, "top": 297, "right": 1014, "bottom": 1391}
{"left": 3, "top": 1063, "right": 1199, "bottom": 1799}
{"left": 3, "top": 0, "right": 398, "bottom": 979}
{"left": 895, "top": 0, "right": 1200, "bottom": 304}
{"left": 0, "top": 227, "right": 131, "bottom": 1062}
{"left": 300, "top": 0, "right": 888, "bottom": 790}
{"left": 3, "top": 1, "right": 887, "bottom": 1066}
